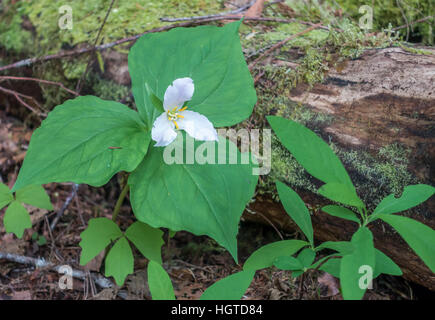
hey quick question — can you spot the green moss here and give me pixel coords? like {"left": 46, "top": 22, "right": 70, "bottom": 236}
{"left": 331, "top": 0, "right": 434, "bottom": 45}
{"left": 0, "top": 4, "right": 32, "bottom": 52}
{"left": 332, "top": 143, "right": 414, "bottom": 210}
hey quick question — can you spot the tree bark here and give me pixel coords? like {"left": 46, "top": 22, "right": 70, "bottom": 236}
{"left": 245, "top": 47, "right": 435, "bottom": 290}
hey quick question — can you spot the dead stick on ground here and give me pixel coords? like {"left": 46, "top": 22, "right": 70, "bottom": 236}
{"left": 0, "top": 76, "right": 79, "bottom": 96}
{"left": 50, "top": 183, "right": 79, "bottom": 231}
{"left": 0, "top": 251, "right": 115, "bottom": 289}
{"left": 248, "top": 23, "right": 322, "bottom": 70}
{"left": 0, "top": 85, "right": 43, "bottom": 116}
{"left": 0, "top": 17, "right": 329, "bottom": 73}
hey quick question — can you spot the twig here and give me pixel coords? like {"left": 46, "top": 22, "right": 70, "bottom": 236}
{"left": 366, "top": 15, "right": 434, "bottom": 37}
{"left": 392, "top": 15, "right": 434, "bottom": 31}
{"left": 160, "top": 0, "right": 256, "bottom": 22}
{"left": 50, "top": 184, "right": 79, "bottom": 231}
{"left": 75, "top": 0, "right": 116, "bottom": 92}
{"left": 248, "top": 23, "right": 322, "bottom": 69}
{"left": 0, "top": 17, "right": 329, "bottom": 73}
{"left": 0, "top": 76, "right": 79, "bottom": 96}
{"left": 0, "top": 85, "right": 42, "bottom": 115}
{"left": 256, "top": 211, "right": 284, "bottom": 240}
{"left": 0, "top": 251, "right": 114, "bottom": 289}
{"left": 396, "top": 0, "right": 410, "bottom": 41}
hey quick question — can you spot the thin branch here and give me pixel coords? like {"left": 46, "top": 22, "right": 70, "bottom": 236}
{"left": 50, "top": 184, "right": 79, "bottom": 231}
{"left": 249, "top": 23, "right": 322, "bottom": 69}
{"left": 0, "top": 16, "right": 329, "bottom": 73}
{"left": 0, "top": 251, "right": 114, "bottom": 289}
{"left": 0, "top": 76, "right": 79, "bottom": 96}
{"left": 160, "top": 0, "right": 257, "bottom": 22}
{"left": 75, "top": 0, "right": 116, "bottom": 92}
{"left": 0, "top": 85, "right": 42, "bottom": 115}
{"left": 392, "top": 15, "right": 434, "bottom": 31}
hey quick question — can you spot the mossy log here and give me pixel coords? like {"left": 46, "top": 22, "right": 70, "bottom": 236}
{"left": 244, "top": 47, "right": 435, "bottom": 290}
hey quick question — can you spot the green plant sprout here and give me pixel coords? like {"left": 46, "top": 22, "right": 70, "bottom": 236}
{"left": 0, "top": 184, "right": 53, "bottom": 238}
{"left": 200, "top": 117, "right": 434, "bottom": 300}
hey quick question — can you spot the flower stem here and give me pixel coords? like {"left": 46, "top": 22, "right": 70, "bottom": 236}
{"left": 112, "top": 183, "right": 130, "bottom": 222}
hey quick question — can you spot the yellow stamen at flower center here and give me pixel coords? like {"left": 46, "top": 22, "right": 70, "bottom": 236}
{"left": 167, "top": 106, "right": 187, "bottom": 129}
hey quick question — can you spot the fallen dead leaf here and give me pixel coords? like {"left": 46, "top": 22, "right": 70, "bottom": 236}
{"left": 244, "top": 0, "right": 266, "bottom": 18}
{"left": 318, "top": 272, "right": 340, "bottom": 297}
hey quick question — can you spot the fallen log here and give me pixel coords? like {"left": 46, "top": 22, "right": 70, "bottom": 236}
{"left": 244, "top": 46, "right": 435, "bottom": 290}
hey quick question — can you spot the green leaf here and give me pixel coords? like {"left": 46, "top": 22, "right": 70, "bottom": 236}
{"left": 13, "top": 96, "right": 150, "bottom": 191}
{"left": 201, "top": 270, "right": 255, "bottom": 300}
{"left": 276, "top": 180, "right": 313, "bottom": 245}
{"left": 15, "top": 185, "right": 53, "bottom": 210}
{"left": 149, "top": 90, "right": 165, "bottom": 114}
{"left": 129, "top": 136, "right": 258, "bottom": 262}
{"left": 374, "top": 249, "right": 402, "bottom": 278}
{"left": 105, "top": 237, "right": 134, "bottom": 286}
{"left": 37, "top": 235, "right": 47, "bottom": 246}
{"left": 378, "top": 214, "right": 435, "bottom": 272}
{"left": 3, "top": 201, "right": 31, "bottom": 238}
{"left": 267, "top": 116, "right": 353, "bottom": 187}
{"left": 340, "top": 227, "right": 375, "bottom": 300}
{"left": 129, "top": 21, "right": 256, "bottom": 128}
{"left": 297, "top": 248, "right": 316, "bottom": 268}
{"left": 319, "top": 258, "right": 341, "bottom": 278}
{"left": 79, "top": 218, "right": 123, "bottom": 265}
{"left": 0, "top": 183, "right": 13, "bottom": 210}
{"left": 244, "top": 240, "right": 308, "bottom": 271}
{"left": 125, "top": 221, "right": 164, "bottom": 264}
{"left": 273, "top": 256, "right": 303, "bottom": 271}
{"left": 316, "top": 241, "right": 353, "bottom": 255}
{"left": 147, "top": 260, "right": 176, "bottom": 300}
{"left": 370, "top": 184, "right": 435, "bottom": 221}
{"left": 291, "top": 270, "right": 304, "bottom": 278}
{"left": 322, "top": 205, "right": 360, "bottom": 224}
{"left": 318, "top": 182, "right": 364, "bottom": 208}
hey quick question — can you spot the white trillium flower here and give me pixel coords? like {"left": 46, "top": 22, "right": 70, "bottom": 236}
{"left": 151, "top": 77, "right": 218, "bottom": 147}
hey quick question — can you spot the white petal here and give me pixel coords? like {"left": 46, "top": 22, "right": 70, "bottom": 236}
{"left": 178, "top": 110, "right": 218, "bottom": 142}
{"left": 151, "top": 113, "right": 178, "bottom": 147}
{"left": 163, "top": 77, "right": 194, "bottom": 110}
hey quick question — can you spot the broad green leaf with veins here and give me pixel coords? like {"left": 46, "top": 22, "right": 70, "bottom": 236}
{"left": 0, "top": 183, "right": 13, "bottom": 210}
{"left": 370, "top": 184, "right": 435, "bottom": 221}
{"left": 13, "top": 96, "right": 150, "bottom": 191}
{"left": 201, "top": 270, "right": 255, "bottom": 300}
{"left": 3, "top": 201, "right": 31, "bottom": 238}
{"left": 79, "top": 218, "right": 123, "bottom": 265}
{"left": 340, "top": 227, "right": 375, "bottom": 300}
{"left": 15, "top": 185, "right": 53, "bottom": 210}
{"left": 318, "top": 182, "right": 364, "bottom": 208}
{"left": 267, "top": 116, "right": 354, "bottom": 188}
{"left": 105, "top": 236, "right": 134, "bottom": 286}
{"left": 147, "top": 261, "right": 176, "bottom": 300}
{"left": 125, "top": 221, "right": 164, "bottom": 264}
{"left": 276, "top": 180, "right": 314, "bottom": 245}
{"left": 322, "top": 205, "right": 360, "bottom": 224}
{"left": 378, "top": 214, "right": 435, "bottom": 272}
{"left": 243, "top": 240, "right": 308, "bottom": 271}
{"left": 129, "top": 21, "right": 256, "bottom": 128}
{"left": 129, "top": 135, "right": 258, "bottom": 262}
